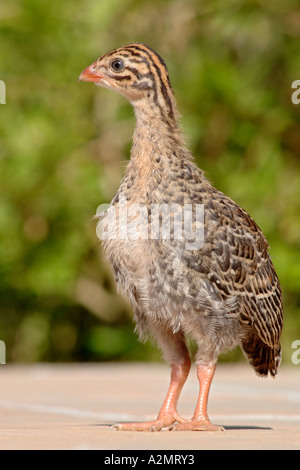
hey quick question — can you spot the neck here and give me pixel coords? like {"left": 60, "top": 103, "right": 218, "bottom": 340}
{"left": 130, "top": 98, "right": 189, "bottom": 170}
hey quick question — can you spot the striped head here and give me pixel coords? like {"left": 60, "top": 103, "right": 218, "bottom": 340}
{"left": 79, "top": 43, "right": 178, "bottom": 123}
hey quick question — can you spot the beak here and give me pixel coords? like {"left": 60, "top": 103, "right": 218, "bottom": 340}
{"left": 79, "top": 64, "right": 105, "bottom": 83}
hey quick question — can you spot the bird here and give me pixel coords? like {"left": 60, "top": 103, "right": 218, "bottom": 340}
{"left": 79, "top": 43, "right": 283, "bottom": 431}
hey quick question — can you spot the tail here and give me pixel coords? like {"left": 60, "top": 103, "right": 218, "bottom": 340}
{"left": 242, "top": 335, "right": 282, "bottom": 377}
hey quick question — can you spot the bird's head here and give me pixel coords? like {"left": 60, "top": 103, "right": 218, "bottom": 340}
{"left": 79, "top": 43, "right": 177, "bottom": 119}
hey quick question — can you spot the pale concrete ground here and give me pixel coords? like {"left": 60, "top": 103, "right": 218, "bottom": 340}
{"left": 0, "top": 362, "right": 299, "bottom": 450}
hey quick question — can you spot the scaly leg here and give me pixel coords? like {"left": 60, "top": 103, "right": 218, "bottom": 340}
{"left": 169, "top": 363, "right": 224, "bottom": 431}
{"left": 111, "top": 329, "right": 191, "bottom": 431}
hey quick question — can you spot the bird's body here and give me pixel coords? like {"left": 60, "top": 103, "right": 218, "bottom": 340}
{"left": 80, "top": 43, "right": 283, "bottom": 431}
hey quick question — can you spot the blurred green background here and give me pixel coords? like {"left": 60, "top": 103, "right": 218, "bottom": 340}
{"left": 0, "top": 0, "right": 299, "bottom": 364}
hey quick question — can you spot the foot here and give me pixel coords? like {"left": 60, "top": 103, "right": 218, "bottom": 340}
{"left": 111, "top": 412, "right": 186, "bottom": 432}
{"left": 167, "top": 417, "right": 224, "bottom": 432}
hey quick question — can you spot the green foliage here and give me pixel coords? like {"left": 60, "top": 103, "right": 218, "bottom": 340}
{"left": 0, "top": 0, "right": 299, "bottom": 363}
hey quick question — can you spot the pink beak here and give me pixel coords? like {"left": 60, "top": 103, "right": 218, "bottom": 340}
{"left": 79, "top": 64, "right": 104, "bottom": 83}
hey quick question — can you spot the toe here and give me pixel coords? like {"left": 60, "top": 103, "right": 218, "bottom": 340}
{"left": 110, "top": 420, "right": 170, "bottom": 432}
{"left": 167, "top": 419, "right": 225, "bottom": 432}
{"left": 110, "top": 412, "right": 188, "bottom": 432}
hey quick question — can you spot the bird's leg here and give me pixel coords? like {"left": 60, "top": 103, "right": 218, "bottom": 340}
{"left": 169, "top": 363, "right": 224, "bottom": 431}
{"left": 156, "top": 356, "right": 191, "bottom": 424}
{"left": 111, "top": 357, "right": 191, "bottom": 432}
{"left": 111, "top": 330, "right": 191, "bottom": 432}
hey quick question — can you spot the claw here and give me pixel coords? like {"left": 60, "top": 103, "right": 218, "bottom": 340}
{"left": 110, "top": 423, "right": 121, "bottom": 431}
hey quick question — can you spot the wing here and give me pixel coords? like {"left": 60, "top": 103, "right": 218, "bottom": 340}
{"left": 180, "top": 183, "right": 283, "bottom": 349}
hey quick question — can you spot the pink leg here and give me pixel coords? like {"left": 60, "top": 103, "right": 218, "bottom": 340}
{"left": 111, "top": 356, "right": 191, "bottom": 432}
{"left": 169, "top": 363, "right": 224, "bottom": 431}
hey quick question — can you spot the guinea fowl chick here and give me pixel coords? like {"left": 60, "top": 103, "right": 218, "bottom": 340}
{"left": 79, "top": 43, "right": 283, "bottom": 432}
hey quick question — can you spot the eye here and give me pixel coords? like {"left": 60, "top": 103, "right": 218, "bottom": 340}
{"left": 110, "top": 59, "right": 124, "bottom": 72}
